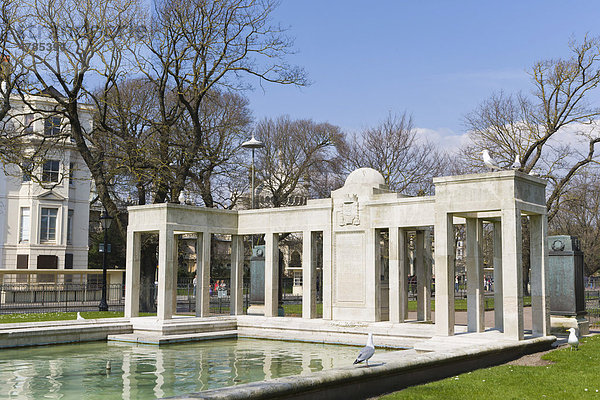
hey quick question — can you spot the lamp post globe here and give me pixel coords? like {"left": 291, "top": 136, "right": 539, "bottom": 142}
{"left": 98, "top": 210, "right": 113, "bottom": 312}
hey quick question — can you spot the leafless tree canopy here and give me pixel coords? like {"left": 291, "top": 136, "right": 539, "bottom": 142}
{"left": 342, "top": 112, "right": 447, "bottom": 195}
{"left": 463, "top": 36, "right": 600, "bottom": 220}
{"left": 0, "top": 0, "right": 306, "bottom": 240}
{"left": 255, "top": 116, "right": 344, "bottom": 207}
{"left": 550, "top": 170, "right": 600, "bottom": 275}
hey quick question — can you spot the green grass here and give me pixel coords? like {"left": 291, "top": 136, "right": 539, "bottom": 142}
{"left": 0, "top": 311, "right": 156, "bottom": 323}
{"left": 381, "top": 335, "right": 600, "bottom": 399}
{"left": 282, "top": 303, "right": 323, "bottom": 316}
{"left": 406, "top": 296, "right": 531, "bottom": 312}
{"left": 0, "top": 296, "right": 534, "bottom": 323}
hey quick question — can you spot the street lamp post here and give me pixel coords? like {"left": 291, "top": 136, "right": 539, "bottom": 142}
{"left": 241, "top": 135, "right": 264, "bottom": 210}
{"left": 98, "top": 210, "right": 113, "bottom": 312}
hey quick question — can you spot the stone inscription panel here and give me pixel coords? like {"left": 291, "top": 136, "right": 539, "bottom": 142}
{"left": 334, "top": 231, "right": 365, "bottom": 304}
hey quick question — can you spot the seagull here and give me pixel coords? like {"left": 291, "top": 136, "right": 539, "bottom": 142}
{"left": 511, "top": 154, "right": 521, "bottom": 169}
{"left": 482, "top": 150, "right": 501, "bottom": 171}
{"left": 353, "top": 333, "right": 375, "bottom": 367}
{"left": 77, "top": 312, "right": 85, "bottom": 320}
{"left": 567, "top": 328, "right": 579, "bottom": 351}
{"left": 178, "top": 191, "right": 186, "bottom": 204}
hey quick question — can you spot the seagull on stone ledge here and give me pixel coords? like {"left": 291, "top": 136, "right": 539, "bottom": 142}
{"left": 567, "top": 327, "right": 579, "bottom": 351}
{"left": 482, "top": 150, "right": 501, "bottom": 171}
{"left": 354, "top": 333, "right": 375, "bottom": 367}
{"left": 511, "top": 154, "right": 521, "bottom": 170}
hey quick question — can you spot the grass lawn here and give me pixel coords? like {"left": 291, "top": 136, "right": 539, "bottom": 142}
{"left": 381, "top": 335, "right": 600, "bottom": 399}
{"left": 0, "top": 311, "right": 156, "bottom": 323}
{"left": 406, "top": 296, "right": 531, "bottom": 312}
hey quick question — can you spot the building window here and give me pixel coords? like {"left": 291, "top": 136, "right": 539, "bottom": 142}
{"left": 19, "top": 207, "right": 30, "bottom": 242}
{"left": 42, "top": 160, "right": 60, "bottom": 182}
{"left": 37, "top": 255, "right": 58, "bottom": 282}
{"left": 17, "top": 254, "right": 29, "bottom": 283}
{"left": 67, "top": 209, "right": 74, "bottom": 244}
{"left": 293, "top": 270, "right": 303, "bottom": 287}
{"left": 21, "top": 160, "right": 33, "bottom": 182}
{"left": 24, "top": 114, "right": 34, "bottom": 133}
{"left": 17, "top": 254, "right": 28, "bottom": 269}
{"left": 44, "top": 116, "right": 61, "bottom": 136}
{"left": 69, "top": 162, "right": 74, "bottom": 185}
{"left": 65, "top": 253, "right": 73, "bottom": 269}
{"left": 40, "top": 208, "right": 58, "bottom": 242}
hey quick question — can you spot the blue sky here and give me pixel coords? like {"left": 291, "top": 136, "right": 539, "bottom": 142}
{"left": 245, "top": 1, "right": 600, "bottom": 148}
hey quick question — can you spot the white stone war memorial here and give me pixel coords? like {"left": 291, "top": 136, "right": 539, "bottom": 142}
{"left": 124, "top": 168, "right": 550, "bottom": 341}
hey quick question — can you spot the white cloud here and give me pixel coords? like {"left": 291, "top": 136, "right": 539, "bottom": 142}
{"left": 414, "top": 127, "right": 469, "bottom": 154}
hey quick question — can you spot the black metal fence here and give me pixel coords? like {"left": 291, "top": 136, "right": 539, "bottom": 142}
{"left": 0, "top": 283, "right": 124, "bottom": 314}
{"left": 586, "top": 290, "right": 600, "bottom": 327}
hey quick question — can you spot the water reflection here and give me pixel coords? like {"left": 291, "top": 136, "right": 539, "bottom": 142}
{"left": 0, "top": 339, "right": 366, "bottom": 399}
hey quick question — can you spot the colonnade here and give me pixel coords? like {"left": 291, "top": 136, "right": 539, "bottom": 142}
{"left": 124, "top": 170, "right": 551, "bottom": 341}
{"left": 434, "top": 212, "right": 550, "bottom": 339}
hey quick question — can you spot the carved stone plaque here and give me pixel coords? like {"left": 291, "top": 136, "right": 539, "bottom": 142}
{"left": 338, "top": 194, "right": 359, "bottom": 226}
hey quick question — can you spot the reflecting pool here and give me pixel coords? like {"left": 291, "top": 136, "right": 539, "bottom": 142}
{"left": 0, "top": 339, "right": 373, "bottom": 399}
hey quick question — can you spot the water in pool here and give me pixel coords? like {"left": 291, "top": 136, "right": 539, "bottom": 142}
{"left": 0, "top": 339, "right": 369, "bottom": 399}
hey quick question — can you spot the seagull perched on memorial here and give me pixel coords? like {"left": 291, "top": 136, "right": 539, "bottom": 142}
{"left": 482, "top": 150, "right": 501, "bottom": 171}
{"left": 77, "top": 312, "right": 85, "bottom": 320}
{"left": 354, "top": 333, "right": 375, "bottom": 367}
{"left": 511, "top": 154, "right": 521, "bottom": 170}
{"left": 567, "top": 328, "right": 579, "bottom": 351}
{"left": 178, "top": 191, "right": 186, "bottom": 204}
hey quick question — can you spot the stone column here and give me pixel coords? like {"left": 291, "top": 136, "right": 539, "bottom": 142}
{"left": 172, "top": 234, "right": 178, "bottom": 316}
{"left": 157, "top": 226, "right": 175, "bottom": 320}
{"left": 125, "top": 230, "right": 141, "bottom": 318}
{"left": 264, "top": 232, "right": 279, "bottom": 317}
{"left": 415, "top": 230, "right": 429, "bottom": 321}
{"left": 230, "top": 235, "right": 244, "bottom": 315}
{"left": 322, "top": 229, "right": 333, "bottom": 320}
{"left": 493, "top": 221, "right": 503, "bottom": 331}
{"left": 530, "top": 214, "right": 550, "bottom": 336}
{"left": 302, "top": 230, "right": 317, "bottom": 319}
{"left": 389, "top": 227, "right": 407, "bottom": 323}
{"left": 404, "top": 232, "right": 411, "bottom": 320}
{"left": 435, "top": 212, "right": 455, "bottom": 336}
{"left": 466, "top": 218, "right": 485, "bottom": 332}
{"left": 366, "top": 228, "right": 381, "bottom": 322}
{"left": 196, "top": 232, "right": 211, "bottom": 317}
{"left": 423, "top": 228, "right": 433, "bottom": 321}
{"left": 502, "top": 207, "right": 524, "bottom": 340}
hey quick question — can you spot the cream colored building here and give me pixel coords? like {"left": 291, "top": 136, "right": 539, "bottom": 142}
{"left": 0, "top": 90, "right": 93, "bottom": 277}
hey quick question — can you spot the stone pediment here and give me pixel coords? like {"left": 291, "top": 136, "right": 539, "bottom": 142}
{"left": 37, "top": 190, "right": 66, "bottom": 201}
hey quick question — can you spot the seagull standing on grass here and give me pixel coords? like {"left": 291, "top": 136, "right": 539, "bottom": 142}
{"left": 482, "top": 150, "right": 501, "bottom": 171}
{"left": 567, "top": 328, "right": 579, "bottom": 351}
{"left": 354, "top": 333, "right": 375, "bottom": 367}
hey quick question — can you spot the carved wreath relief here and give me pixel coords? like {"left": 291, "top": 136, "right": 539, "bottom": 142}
{"left": 338, "top": 194, "right": 360, "bottom": 226}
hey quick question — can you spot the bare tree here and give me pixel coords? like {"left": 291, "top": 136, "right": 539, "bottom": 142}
{"left": 0, "top": 0, "right": 144, "bottom": 238}
{"left": 132, "top": 0, "right": 307, "bottom": 206}
{"left": 550, "top": 170, "right": 600, "bottom": 276}
{"left": 463, "top": 36, "right": 600, "bottom": 221}
{"left": 255, "top": 116, "right": 344, "bottom": 207}
{"left": 343, "top": 112, "right": 447, "bottom": 195}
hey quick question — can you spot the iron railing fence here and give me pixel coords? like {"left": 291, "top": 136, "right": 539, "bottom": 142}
{"left": 585, "top": 290, "right": 600, "bottom": 327}
{"left": 0, "top": 279, "right": 519, "bottom": 316}
{"left": 0, "top": 283, "right": 124, "bottom": 314}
